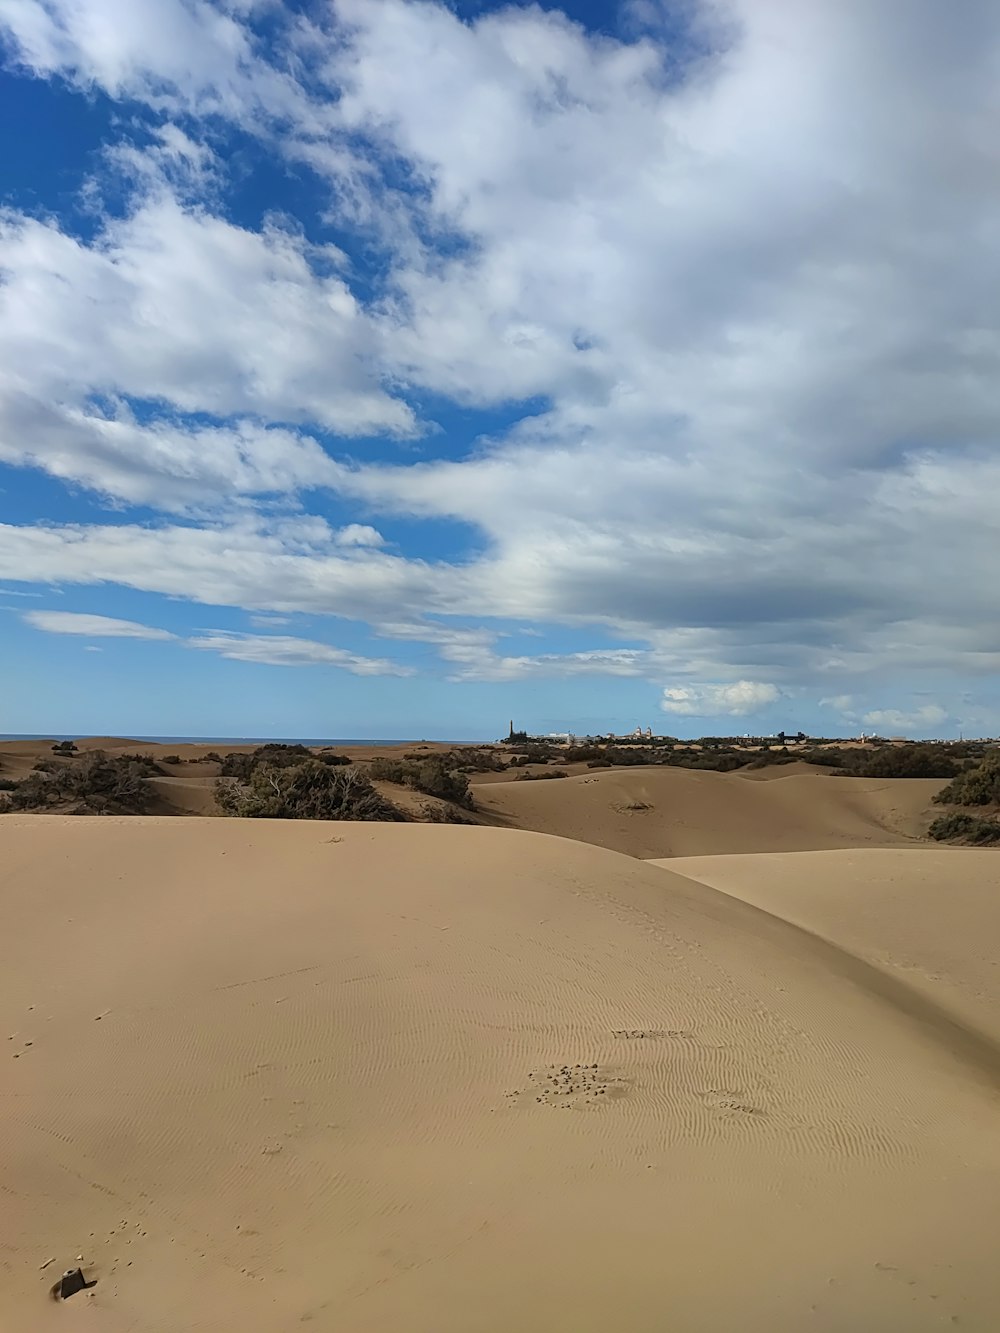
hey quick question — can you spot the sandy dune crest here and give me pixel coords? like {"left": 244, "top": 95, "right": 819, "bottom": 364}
{"left": 4, "top": 817, "right": 1000, "bottom": 1330}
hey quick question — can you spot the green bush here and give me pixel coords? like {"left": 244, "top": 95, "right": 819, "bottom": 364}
{"left": 216, "top": 760, "right": 404, "bottom": 821}
{"left": 928, "top": 812, "right": 1000, "bottom": 845}
{"left": 219, "top": 744, "right": 314, "bottom": 780}
{"left": 803, "top": 749, "right": 847, "bottom": 767}
{"left": 369, "top": 757, "right": 473, "bottom": 808}
{"left": 934, "top": 750, "right": 1000, "bottom": 806}
{"left": 513, "top": 769, "right": 568, "bottom": 781}
{"left": 842, "top": 745, "right": 960, "bottom": 779}
{"left": 8, "top": 752, "right": 154, "bottom": 814}
{"left": 423, "top": 747, "right": 506, "bottom": 773}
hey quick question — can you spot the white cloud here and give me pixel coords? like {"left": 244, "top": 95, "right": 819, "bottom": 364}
{"left": 0, "top": 519, "right": 467, "bottom": 622}
{"left": 248, "top": 614, "right": 292, "bottom": 628}
{"left": 188, "top": 632, "right": 412, "bottom": 676}
{"left": 23, "top": 610, "right": 176, "bottom": 639}
{"left": 661, "top": 680, "right": 780, "bottom": 717}
{"left": 3, "top": 0, "right": 1000, "bottom": 717}
{"left": 0, "top": 193, "right": 414, "bottom": 507}
{"left": 820, "top": 695, "right": 855, "bottom": 713}
{"left": 334, "top": 525, "right": 386, "bottom": 548}
{"left": 861, "top": 705, "right": 948, "bottom": 735}
{"left": 0, "top": 0, "right": 316, "bottom": 123}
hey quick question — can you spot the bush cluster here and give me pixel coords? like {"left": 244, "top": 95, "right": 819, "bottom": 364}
{"left": 216, "top": 759, "right": 404, "bottom": 821}
{"left": 933, "top": 750, "right": 1000, "bottom": 806}
{"left": 368, "top": 757, "right": 473, "bottom": 808}
{"left": 840, "top": 745, "right": 961, "bottom": 779}
{"left": 4, "top": 752, "right": 155, "bottom": 814}
{"left": 513, "top": 769, "right": 568, "bottom": 781}
{"left": 408, "top": 747, "right": 506, "bottom": 773}
{"left": 928, "top": 812, "right": 1000, "bottom": 845}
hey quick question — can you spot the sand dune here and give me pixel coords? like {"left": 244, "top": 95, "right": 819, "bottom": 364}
{"left": 477, "top": 764, "right": 942, "bottom": 857}
{"left": 4, "top": 816, "right": 1000, "bottom": 1330}
{"left": 664, "top": 847, "right": 1000, "bottom": 1044}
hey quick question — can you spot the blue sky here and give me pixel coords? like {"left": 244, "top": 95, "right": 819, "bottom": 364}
{"left": 2, "top": 0, "right": 999, "bottom": 740}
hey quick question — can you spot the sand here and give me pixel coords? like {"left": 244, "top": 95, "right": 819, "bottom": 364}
{"left": 664, "top": 847, "right": 1000, "bottom": 1045}
{"left": 4, "top": 814, "right": 1000, "bottom": 1330}
{"left": 476, "top": 764, "right": 941, "bottom": 856}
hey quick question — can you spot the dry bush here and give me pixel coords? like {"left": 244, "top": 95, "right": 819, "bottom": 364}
{"left": 417, "top": 801, "right": 475, "bottom": 824}
{"left": 216, "top": 759, "right": 404, "bottom": 821}
{"left": 513, "top": 769, "right": 568, "bottom": 781}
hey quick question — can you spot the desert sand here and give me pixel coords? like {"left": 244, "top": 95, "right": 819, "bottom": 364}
{"left": 4, "top": 811, "right": 1000, "bottom": 1330}
{"left": 476, "top": 763, "right": 940, "bottom": 856}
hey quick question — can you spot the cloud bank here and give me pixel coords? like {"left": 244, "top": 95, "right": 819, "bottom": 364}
{"left": 3, "top": 0, "right": 999, "bottom": 731}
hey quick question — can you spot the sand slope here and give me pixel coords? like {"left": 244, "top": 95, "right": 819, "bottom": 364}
{"left": 477, "top": 765, "right": 941, "bottom": 857}
{"left": 4, "top": 817, "right": 1000, "bottom": 1330}
{"left": 665, "top": 847, "right": 1000, "bottom": 1044}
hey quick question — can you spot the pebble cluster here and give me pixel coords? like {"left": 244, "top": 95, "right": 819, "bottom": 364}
{"left": 504, "top": 1063, "right": 620, "bottom": 1109}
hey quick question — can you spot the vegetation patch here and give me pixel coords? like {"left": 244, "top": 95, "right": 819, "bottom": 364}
{"left": 934, "top": 751, "right": 1000, "bottom": 806}
{"left": 3, "top": 752, "right": 156, "bottom": 814}
{"left": 928, "top": 813, "right": 1000, "bottom": 845}
{"left": 216, "top": 760, "right": 404, "bottom": 821}
{"left": 368, "top": 757, "right": 473, "bottom": 808}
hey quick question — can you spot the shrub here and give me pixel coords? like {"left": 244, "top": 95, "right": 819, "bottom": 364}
{"left": 0, "top": 778, "right": 18, "bottom": 791}
{"left": 216, "top": 760, "right": 404, "bottom": 821}
{"left": 161, "top": 754, "right": 182, "bottom": 764}
{"left": 369, "top": 756, "right": 474, "bottom": 808}
{"left": 586, "top": 758, "right": 612, "bottom": 768}
{"left": 51, "top": 740, "right": 78, "bottom": 754}
{"left": 513, "top": 769, "right": 568, "bottom": 781}
{"left": 417, "top": 801, "right": 475, "bottom": 824}
{"left": 505, "top": 743, "right": 559, "bottom": 762}
{"left": 929, "top": 813, "right": 1000, "bottom": 845}
{"left": 745, "top": 751, "right": 799, "bottom": 770}
{"left": 434, "top": 747, "right": 507, "bottom": 773}
{"left": 116, "top": 753, "right": 164, "bottom": 775}
{"left": 934, "top": 750, "right": 1000, "bottom": 806}
{"left": 8, "top": 752, "right": 154, "bottom": 814}
{"left": 317, "top": 751, "right": 351, "bottom": 766}
{"left": 843, "top": 745, "right": 960, "bottom": 779}
{"left": 804, "top": 749, "right": 847, "bottom": 767}
{"left": 219, "top": 743, "right": 319, "bottom": 780}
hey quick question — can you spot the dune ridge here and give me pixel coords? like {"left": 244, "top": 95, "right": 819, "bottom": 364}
{"left": 4, "top": 816, "right": 1000, "bottom": 1330}
{"left": 476, "top": 764, "right": 941, "bottom": 856}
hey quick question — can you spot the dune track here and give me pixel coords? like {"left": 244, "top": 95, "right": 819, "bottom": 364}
{"left": 3, "top": 818, "right": 1000, "bottom": 1331}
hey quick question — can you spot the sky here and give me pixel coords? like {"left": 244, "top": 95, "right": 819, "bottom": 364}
{"left": 1, "top": 0, "right": 999, "bottom": 740}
